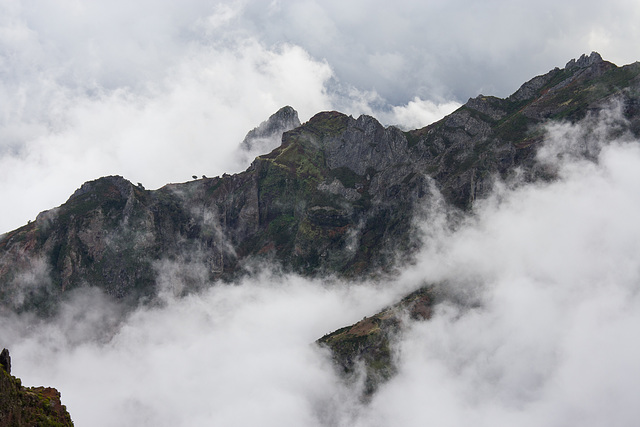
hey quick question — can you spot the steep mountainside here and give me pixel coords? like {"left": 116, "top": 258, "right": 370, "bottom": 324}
{"left": 318, "top": 286, "right": 437, "bottom": 396}
{"left": 1, "top": 53, "right": 639, "bottom": 316}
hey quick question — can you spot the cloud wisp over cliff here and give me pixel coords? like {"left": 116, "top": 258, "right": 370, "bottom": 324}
{"left": 357, "top": 108, "right": 640, "bottom": 426}
{"left": 2, "top": 109, "right": 640, "bottom": 426}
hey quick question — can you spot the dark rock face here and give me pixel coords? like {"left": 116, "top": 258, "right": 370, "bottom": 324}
{"left": 315, "top": 54, "right": 640, "bottom": 395}
{"left": 0, "top": 349, "right": 10, "bottom": 374}
{"left": 0, "top": 349, "right": 74, "bottom": 427}
{"left": 1, "top": 54, "right": 640, "bottom": 316}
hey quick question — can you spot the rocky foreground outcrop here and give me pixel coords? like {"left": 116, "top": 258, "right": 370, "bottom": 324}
{"left": 0, "top": 349, "right": 74, "bottom": 427}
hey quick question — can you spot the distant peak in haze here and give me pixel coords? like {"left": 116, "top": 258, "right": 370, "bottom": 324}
{"left": 241, "top": 106, "right": 301, "bottom": 152}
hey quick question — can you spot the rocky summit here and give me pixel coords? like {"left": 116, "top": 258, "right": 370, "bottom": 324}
{"left": 241, "top": 105, "right": 302, "bottom": 152}
{"left": 1, "top": 52, "right": 640, "bottom": 407}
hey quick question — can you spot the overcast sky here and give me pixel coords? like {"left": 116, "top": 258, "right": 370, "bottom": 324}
{"left": 1, "top": 0, "right": 639, "bottom": 233}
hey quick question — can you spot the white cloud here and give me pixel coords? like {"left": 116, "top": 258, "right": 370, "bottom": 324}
{"left": 384, "top": 97, "right": 461, "bottom": 130}
{"left": 5, "top": 274, "right": 408, "bottom": 426}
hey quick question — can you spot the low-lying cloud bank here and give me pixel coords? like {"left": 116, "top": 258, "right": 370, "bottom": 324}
{"left": 3, "top": 274, "right": 408, "bottom": 427}
{"left": 3, "top": 110, "right": 640, "bottom": 426}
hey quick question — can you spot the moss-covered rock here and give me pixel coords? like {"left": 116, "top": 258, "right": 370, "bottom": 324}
{"left": 317, "top": 286, "right": 435, "bottom": 396}
{"left": 0, "top": 349, "right": 74, "bottom": 427}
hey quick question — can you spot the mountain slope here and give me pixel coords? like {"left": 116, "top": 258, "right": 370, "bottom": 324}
{"left": 315, "top": 53, "right": 640, "bottom": 393}
{"left": 1, "top": 53, "right": 639, "bottom": 316}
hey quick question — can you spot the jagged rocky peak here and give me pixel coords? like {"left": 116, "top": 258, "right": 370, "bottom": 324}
{"left": 565, "top": 51, "right": 603, "bottom": 69}
{"left": 277, "top": 110, "right": 410, "bottom": 176}
{"left": 2, "top": 53, "right": 640, "bottom": 315}
{"left": 241, "top": 105, "right": 301, "bottom": 151}
{"left": 509, "top": 51, "right": 606, "bottom": 102}
{"left": 0, "top": 348, "right": 10, "bottom": 374}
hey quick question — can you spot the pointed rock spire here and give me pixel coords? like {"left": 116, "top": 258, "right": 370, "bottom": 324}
{"left": 565, "top": 51, "right": 603, "bottom": 69}
{"left": 241, "top": 106, "right": 301, "bottom": 151}
{"left": 0, "top": 348, "right": 10, "bottom": 374}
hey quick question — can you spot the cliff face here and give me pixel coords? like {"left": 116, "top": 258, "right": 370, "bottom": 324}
{"left": 0, "top": 349, "right": 74, "bottom": 427}
{"left": 314, "top": 54, "right": 640, "bottom": 394}
{"left": 1, "top": 53, "right": 639, "bottom": 316}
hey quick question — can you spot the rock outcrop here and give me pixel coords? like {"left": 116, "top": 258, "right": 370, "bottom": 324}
{"left": 0, "top": 349, "right": 74, "bottom": 427}
{"left": 0, "top": 349, "right": 9, "bottom": 375}
{"left": 241, "top": 105, "right": 301, "bottom": 152}
{"left": 318, "top": 286, "right": 436, "bottom": 396}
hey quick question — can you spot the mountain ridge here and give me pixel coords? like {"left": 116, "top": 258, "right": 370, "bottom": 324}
{"left": 1, "top": 52, "right": 639, "bottom": 314}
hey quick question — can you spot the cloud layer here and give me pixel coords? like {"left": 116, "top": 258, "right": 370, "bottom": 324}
{"left": 3, "top": 274, "right": 408, "bottom": 426}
